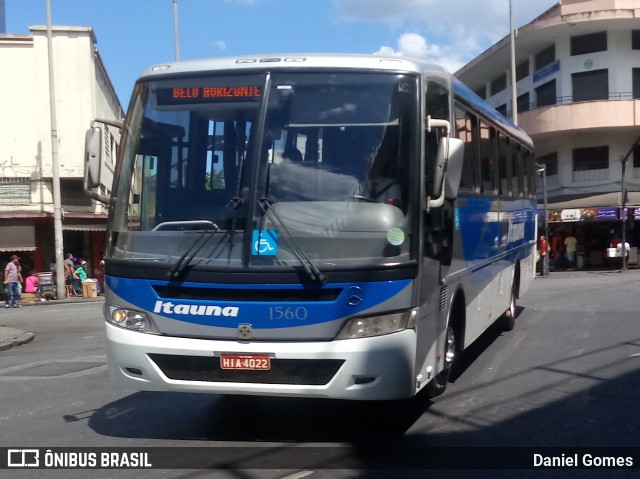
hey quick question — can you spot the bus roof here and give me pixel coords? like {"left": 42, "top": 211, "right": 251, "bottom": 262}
{"left": 138, "top": 53, "right": 450, "bottom": 80}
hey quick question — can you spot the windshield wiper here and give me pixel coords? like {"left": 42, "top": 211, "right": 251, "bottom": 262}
{"left": 168, "top": 220, "right": 220, "bottom": 280}
{"left": 258, "top": 198, "right": 327, "bottom": 284}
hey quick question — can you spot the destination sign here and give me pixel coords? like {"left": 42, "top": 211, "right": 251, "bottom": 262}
{"left": 156, "top": 85, "right": 262, "bottom": 105}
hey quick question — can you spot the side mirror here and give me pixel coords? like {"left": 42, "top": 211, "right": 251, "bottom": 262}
{"left": 84, "top": 118, "right": 124, "bottom": 205}
{"left": 444, "top": 138, "right": 464, "bottom": 199}
{"left": 84, "top": 127, "right": 102, "bottom": 189}
{"left": 432, "top": 136, "right": 449, "bottom": 200}
{"left": 425, "top": 116, "right": 463, "bottom": 211}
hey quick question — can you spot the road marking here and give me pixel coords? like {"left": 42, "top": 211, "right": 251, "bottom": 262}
{"left": 106, "top": 407, "right": 134, "bottom": 419}
{"left": 631, "top": 353, "right": 640, "bottom": 357}
{"left": 280, "top": 472, "right": 314, "bottom": 479}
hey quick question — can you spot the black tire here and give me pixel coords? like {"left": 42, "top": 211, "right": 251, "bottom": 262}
{"left": 499, "top": 284, "right": 517, "bottom": 331}
{"left": 425, "top": 325, "right": 456, "bottom": 398}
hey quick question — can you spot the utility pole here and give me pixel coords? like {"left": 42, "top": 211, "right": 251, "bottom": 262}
{"left": 46, "top": 0, "right": 66, "bottom": 300}
{"left": 536, "top": 163, "right": 549, "bottom": 275}
{"left": 621, "top": 155, "right": 629, "bottom": 270}
{"left": 173, "top": 0, "right": 180, "bottom": 61}
{"left": 509, "top": 0, "right": 518, "bottom": 125}
{"left": 620, "top": 134, "right": 640, "bottom": 270}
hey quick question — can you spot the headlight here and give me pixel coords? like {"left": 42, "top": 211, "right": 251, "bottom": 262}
{"left": 106, "top": 305, "right": 158, "bottom": 333}
{"left": 335, "top": 309, "right": 417, "bottom": 340}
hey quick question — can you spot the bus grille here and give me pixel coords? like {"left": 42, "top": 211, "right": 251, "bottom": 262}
{"left": 148, "top": 354, "right": 344, "bottom": 386}
{"left": 153, "top": 286, "right": 341, "bottom": 302}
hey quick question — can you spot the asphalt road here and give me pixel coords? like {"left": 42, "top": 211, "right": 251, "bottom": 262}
{"left": 1, "top": 270, "right": 639, "bottom": 479}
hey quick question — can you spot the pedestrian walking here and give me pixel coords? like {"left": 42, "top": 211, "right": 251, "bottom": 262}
{"left": 538, "top": 235, "right": 548, "bottom": 276}
{"left": 4, "top": 255, "right": 22, "bottom": 308}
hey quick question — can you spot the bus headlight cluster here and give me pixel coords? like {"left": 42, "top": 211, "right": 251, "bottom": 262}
{"left": 107, "top": 305, "right": 158, "bottom": 333}
{"left": 335, "top": 309, "right": 417, "bottom": 340}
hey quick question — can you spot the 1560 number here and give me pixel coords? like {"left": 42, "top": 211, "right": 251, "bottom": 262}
{"left": 268, "top": 306, "right": 308, "bottom": 321}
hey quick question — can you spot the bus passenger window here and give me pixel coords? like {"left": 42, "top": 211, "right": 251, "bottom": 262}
{"left": 498, "top": 133, "right": 509, "bottom": 197}
{"left": 480, "top": 122, "right": 496, "bottom": 195}
{"left": 455, "top": 106, "right": 478, "bottom": 192}
{"left": 511, "top": 144, "right": 521, "bottom": 198}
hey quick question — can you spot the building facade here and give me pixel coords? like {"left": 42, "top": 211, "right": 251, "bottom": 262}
{"left": 457, "top": 0, "right": 640, "bottom": 268}
{"left": 0, "top": 26, "right": 122, "bottom": 275}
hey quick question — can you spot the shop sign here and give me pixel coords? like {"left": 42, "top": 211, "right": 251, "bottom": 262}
{"left": 597, "top": 207, "right": 618, "bottom": 221}
{"left": 545, "top": 207, "right": 626, "bottom": 222}
{"left": 533, "top": 60, "right": 560, "bottom": 83}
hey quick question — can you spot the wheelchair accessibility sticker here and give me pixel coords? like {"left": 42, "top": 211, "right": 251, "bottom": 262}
{"left": 252, "top": 230, "right": 278, "bottom": 256}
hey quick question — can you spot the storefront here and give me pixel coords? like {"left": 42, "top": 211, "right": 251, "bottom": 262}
{"left": 539, "top": 204, "right": 639, "bottom": 269}
{"left": 0, "top": 215, "right": 106, "bottom": 279}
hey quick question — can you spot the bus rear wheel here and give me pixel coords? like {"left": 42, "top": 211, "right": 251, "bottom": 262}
{"left": 425, "top": 325, "right": 456, "bottom": 399}
{"left": 499, "top": 284, "right": 517, "bottom": 331}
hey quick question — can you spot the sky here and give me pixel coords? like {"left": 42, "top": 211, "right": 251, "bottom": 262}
{"left": 6, "top": 0, "right": 558, "bottom": 108}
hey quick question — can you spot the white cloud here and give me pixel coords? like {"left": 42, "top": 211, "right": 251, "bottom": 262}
{"left": 335, "top": 0, "right": 558, "bottom": 68}
{"left": 374, "top": 33, "right": 464, "bottom": 73}
{"left": 214, "top": 40, "right": 227, "bottom": 51}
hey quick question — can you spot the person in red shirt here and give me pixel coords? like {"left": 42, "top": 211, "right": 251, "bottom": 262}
{"left": 551, "top": 232, "right": 564, "bottom": 269}
{"left": 538, "top": 235, "right": 548, "bottom": 276}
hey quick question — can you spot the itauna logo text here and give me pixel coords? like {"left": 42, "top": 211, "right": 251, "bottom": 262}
{"left": 153, "top": 301, "right": 239, "bottom": 317}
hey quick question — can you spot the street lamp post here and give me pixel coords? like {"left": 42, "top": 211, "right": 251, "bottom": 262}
{"left": 620, "top": 134, "right": 640, "bottom": 271}
{"left": 173, "top": 0, "right": 180, "bottom": 61}
{"left": 509, "top": 0, "right": 518, "bottom": 126}
{"left": 620, "top": 155, "right": 629, "bottom": 270}
{"left": 536, "top": 163, "right": 549, "bottom": 275}
{"left": 46, "top": 0, "right": 66, "bottom": 300}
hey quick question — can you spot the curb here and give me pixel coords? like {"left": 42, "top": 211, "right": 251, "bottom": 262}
{"left": 0, "top": 328, "right": 35, "bottom": 352}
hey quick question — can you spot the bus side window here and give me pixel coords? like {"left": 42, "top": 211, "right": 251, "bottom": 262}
{"left": 455, "top": 105, "right": 479, "bottom": 193}
{"left": 498, "top": 132, "right": 509, "bottom": 197}
{"left": 480, "top": 121, "right": 497, "bottom": 195}
{"left": 511, "top": 142, "right": 521, "bottom": 198}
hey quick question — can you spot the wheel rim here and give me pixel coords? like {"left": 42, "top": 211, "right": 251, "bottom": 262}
{"left": 444, "top": 326, "right": 456, "bottom": 371}
{"left": 507, "top": 290, "right": 516, "bottom": 318}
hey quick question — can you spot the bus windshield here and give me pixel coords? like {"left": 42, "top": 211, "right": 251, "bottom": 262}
{"left": 109, "top": 71, "right": 418, "bottom": 274}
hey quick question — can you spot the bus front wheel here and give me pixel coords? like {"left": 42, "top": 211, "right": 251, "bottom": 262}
{"left": 425, "top": 325, "right": 456, "bottom": 399}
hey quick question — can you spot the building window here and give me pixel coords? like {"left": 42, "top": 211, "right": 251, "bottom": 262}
{"left": 572, "top": 69, "right": 608, "bottom": 102}
{"left": 570, "top": 31, "right": 607, "bottom": 56}
{"left": 517, "top": 92, "right": 530, "bottom": 113}
{"left": 633, "top": 144, "right": 640, "bottom": 179}
{"left": 535, "top": 79, "right": 556, "bottom": 107}
{"left": 490, "top": 73, "right": 507, "bottom": 96}
{"left": 572, "top": 146, "right": 609, "bottom": 182}
{"left": 538, "top": 152, "right": 558, "bottom": 177}
{"left": 536, "top": 152, "right": 559, "bottom": 192}
{"left": 633, "top": 30, "right": 640, "bottom": 50}
{"left": 495, "top": 104, "right": 507, "bottom": 117}
{"left": 61, "top": 179, "right": 93, "bottom": 207}
{"left": 0, "top": 178, "right": 31, "bottom": 205}
{"left": 474, "top": 86, "right": 486, "bottom": 100}
{"left": 633, "top": 68, "right": 640, "bottom": 99}
{"left": 535, "top": 45, "right": 555, "bottom": 70}
{"left": 516, "top": 60, "right": 529, "bottom": 82}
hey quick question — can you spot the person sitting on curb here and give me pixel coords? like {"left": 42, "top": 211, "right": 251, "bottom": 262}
{"left": 75, "top": 260, "right": 102, "bottom": 294}
{"left": 24, "top": 270, "right": 44, "bottom": 302}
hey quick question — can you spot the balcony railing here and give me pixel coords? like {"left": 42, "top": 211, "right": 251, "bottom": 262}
{"left": 507, "top": 92, "right": 637, "bottom": 118}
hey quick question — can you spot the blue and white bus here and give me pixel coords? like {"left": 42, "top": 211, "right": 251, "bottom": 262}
{"left": 85, "top": 54, "right": 535, "bottom": 401}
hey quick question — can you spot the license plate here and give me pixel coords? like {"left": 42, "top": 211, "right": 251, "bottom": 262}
{"left": 220, "top": 354, "right": 271, "bottom": 370}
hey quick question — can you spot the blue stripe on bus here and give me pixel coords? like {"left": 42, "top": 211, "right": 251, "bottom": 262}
{"left": 457, "top": 196, "right": 536, "bottom": 265}
{"left": 106, "top": 277, "right": 412, "bottom": 328}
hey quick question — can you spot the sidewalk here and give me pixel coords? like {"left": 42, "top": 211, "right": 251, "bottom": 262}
{"left": 0, "top": 296, "right": 104, "bottom": 352}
